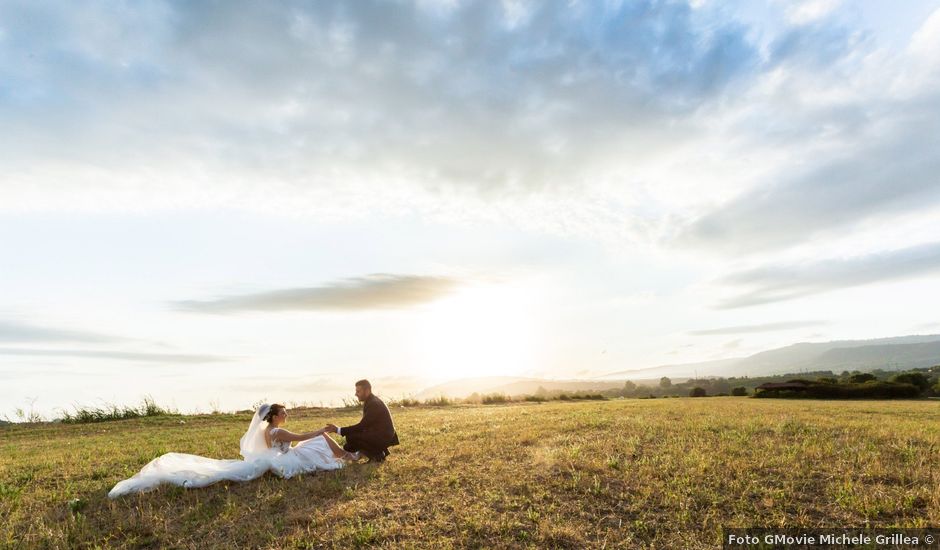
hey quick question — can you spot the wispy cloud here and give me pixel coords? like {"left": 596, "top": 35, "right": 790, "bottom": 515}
{"left": 723, "top": 339, "right": 742, "bottom": 349}
{"left": 781, "top": 0, "right": 844, "bottom": 25}
{"left": 678, "top": 123, "right": 940, "bottom": 254}
{"left": 0, "top": 320, "right": 124, "bottom": 343}
{"left": 223, "top": 376, "right": 351, "bottom": 394}
{"left": 689, "top": 320, "right": 827, "bottom": 335}
{"left": 175, "top": 274, "right": 460, "bottom": 313}
{"left": 0, "top": 348, "right": 231, "bottom": 363}
{"left": 223, "top": 375, "right": 425, "bottom": 395}
{"left": 716, "top": 241, "right": 940, "bottom": 308}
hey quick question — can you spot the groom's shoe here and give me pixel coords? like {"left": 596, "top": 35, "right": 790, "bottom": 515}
{"left": 363, "top": 451, "right": 386, "bottom": 463}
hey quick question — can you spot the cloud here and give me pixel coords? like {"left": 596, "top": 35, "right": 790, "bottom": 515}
{"left": 678, "top": 114, "right": 940, "bottom": 254}
{"left": 0, "top": 320, "right": 124, "bottom": 343}
{"left": 676, "top": 8, "right": 940, "bottom": 256}
{"left": 716, "top": 241, "right": 940, "bottom": 308}
{"left": 769, "top": 16, "right": 862, "bottom": 68}
{"left": 175, "top": 274, "right": 460, "bottom": 313}
{"left": 2, "top": 0, "right": 939, "bottom": 255}
{"left": 0, "top": 348, "right": 231, "bottom": 363}
{"left": 780, "top": 0, "right": 843, "bottom": 25}
{"left": 0, "top": 0, "right": 759, "bottom": 225}
{"left": 689, "top": 320, "right": 827, "bottom": 335}
{"left": 224, "top": 376, "right": 351, "bottom": 394}
{"left": 222, "top": 374, "right": 426, "bottom": 396}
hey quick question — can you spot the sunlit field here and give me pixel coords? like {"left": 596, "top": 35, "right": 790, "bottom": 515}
{"left": 2, "top": 398, "right": 938, "bottom": 549}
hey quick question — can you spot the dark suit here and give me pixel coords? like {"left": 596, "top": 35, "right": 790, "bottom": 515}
{"left": 340, "top": 394, "right": 399, "bottom": 461}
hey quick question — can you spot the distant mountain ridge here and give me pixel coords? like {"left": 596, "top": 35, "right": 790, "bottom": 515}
{"left": 601, "top": 334, "right": 940, "bottom": 379}
{"left": 413, "top": 334, "right": 940, "bottom": 399}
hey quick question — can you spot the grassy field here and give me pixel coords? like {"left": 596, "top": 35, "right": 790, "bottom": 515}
{"left": 1, "top": 398, "right": 938, "bottom": 549}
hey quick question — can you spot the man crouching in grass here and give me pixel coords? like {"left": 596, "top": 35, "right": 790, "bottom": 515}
{"left": 326, "top": 379, "right": 399, "bottom": 463}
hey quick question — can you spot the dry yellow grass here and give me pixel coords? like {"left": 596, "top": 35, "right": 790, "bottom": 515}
{"left": 1, "top": 398, "right": 938, "bottom": 548}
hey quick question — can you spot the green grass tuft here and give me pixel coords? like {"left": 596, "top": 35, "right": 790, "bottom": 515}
{"left": 59, "top": 396, "right": 177, "bottom": 424}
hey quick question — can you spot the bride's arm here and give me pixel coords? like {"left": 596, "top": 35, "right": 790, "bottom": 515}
{"left": 272, "top": 427, "right": 327, "bottom": 443}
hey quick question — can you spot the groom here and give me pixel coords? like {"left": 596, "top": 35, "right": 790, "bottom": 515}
{"left": 326, "top": 379, "right": 399, "bottom": 463}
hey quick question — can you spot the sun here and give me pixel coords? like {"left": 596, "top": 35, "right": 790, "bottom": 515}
{"left": 412, "top": 283, "right": 539, "bottom": 380}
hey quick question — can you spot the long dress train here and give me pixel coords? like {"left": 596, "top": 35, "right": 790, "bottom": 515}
{"left": 108, "top": 406, "right": 344, "bottom": 498}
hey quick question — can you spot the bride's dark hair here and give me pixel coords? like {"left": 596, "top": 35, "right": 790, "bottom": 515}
{"left": 263, "top": 404, "right": 286, "bottom": 423}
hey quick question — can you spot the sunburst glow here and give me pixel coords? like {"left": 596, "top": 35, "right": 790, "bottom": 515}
{"left": 412, "top": 284, "right": 539, "bottom": 380}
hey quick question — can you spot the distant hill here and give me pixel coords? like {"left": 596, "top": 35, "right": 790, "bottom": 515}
{"left": 815, "top": 342, "right": 940, "bottom": 371}
{"left": 413, "top": 334, "right": 940, "bottom": 399}
{"left": 415, "top": 377, "right": 626, "bottom": 400}
{"left": 600, "top": 334, "right": 940, "bottom": 380}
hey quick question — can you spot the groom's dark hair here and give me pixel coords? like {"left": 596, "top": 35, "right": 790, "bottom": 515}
{"left": 355, "top": 379, "right": 371, "bottom": 391}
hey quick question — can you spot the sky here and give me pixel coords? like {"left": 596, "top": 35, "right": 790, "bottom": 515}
{"left": 2, "top": 0, "right": 940, "bottom": 417}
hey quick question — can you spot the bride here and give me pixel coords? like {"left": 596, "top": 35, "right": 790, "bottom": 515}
{"left": 108, "top": 403, "right": 354, "bottom": 498}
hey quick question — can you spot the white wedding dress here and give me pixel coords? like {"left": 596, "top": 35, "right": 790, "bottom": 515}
{"left": 108, "top": 405, "right": 344, "bottom": 498}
